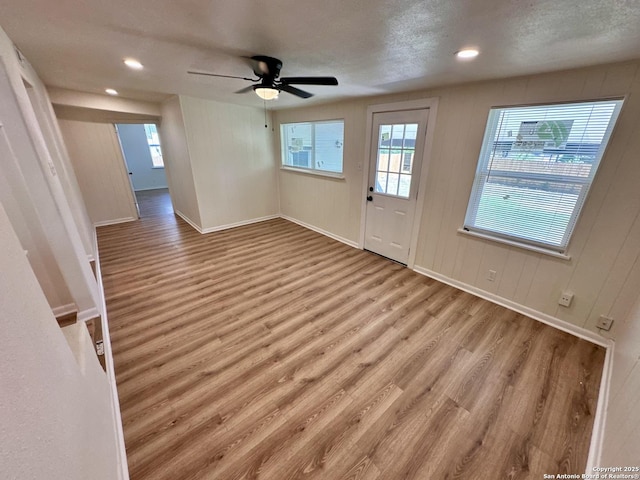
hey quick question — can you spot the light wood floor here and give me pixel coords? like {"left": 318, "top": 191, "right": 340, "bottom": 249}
{"left": 134, "top": 188, "right": 174, "bottom": 218}
{"left": 98, "top": 190, "right": 605, "bottom": 480}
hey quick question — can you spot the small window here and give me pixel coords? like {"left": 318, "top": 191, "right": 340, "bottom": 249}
{"left": 463, "top": 99, "right": 623, "bottom": 253}
{"left": 144, "top": 124, "right": 164, "bottom": 168}
{"left": 281, "top": 120, "right": 344, "bottom": 174}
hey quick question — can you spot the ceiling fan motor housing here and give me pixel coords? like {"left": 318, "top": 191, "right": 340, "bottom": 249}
{"left": 251, "top": 55, "right": 283, "bottom": 80}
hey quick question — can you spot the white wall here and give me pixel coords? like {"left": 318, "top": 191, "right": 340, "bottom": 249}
{"left": 24, "top": 85, "right": 95, "bottom": 259}
{"left": 601, "top": 257, "right": 640, "bottom": 465}
{"left": 0, "top": 203, "right": 121, "bottom": 480}
{"left": 275, "top": 101, "right": 366, "bottom": 242}
{"left": 159, "top": 95, "right": 201, "bottom": 227}
{"left": 0, "top": 125, "right": 73, "bottom": 310}
{"left": 0, "top": 27, "right": 99, "bottom": 316}
{"left": 116, "top": 123, "right": 168, "bottom": 191}
{"left": 58, "top": 119, "right": 138, "bottom": 226}
{"left": 179, "top": 95, "right": 279, "bottom": 231}
{"left": 48, "top": 87, "right": 162, "bottom": 117}
{"left": 274, "top": 60, "right": 640, "bottom": 338}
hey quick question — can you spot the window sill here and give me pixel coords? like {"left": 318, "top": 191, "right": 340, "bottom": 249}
{"left": 457, "top": 228, "right": 571, "bottom": 260}
{"left": 152, "top": 166, "right": 165, "bottom": 169}
{"left": 280, "top": 166, "right": 345, "bottom": 180}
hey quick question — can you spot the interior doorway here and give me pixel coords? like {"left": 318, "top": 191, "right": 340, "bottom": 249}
{"left": 114, "top": 123, "right": 172, "bottom": 218}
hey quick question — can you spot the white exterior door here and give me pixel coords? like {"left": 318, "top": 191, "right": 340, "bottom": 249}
{"left": 364, "top": 109, "right": 430, "bottom": 264}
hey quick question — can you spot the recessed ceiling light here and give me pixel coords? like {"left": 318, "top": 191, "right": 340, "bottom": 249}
{"left": 456, "top": 49, "right": 480, "bottom": 59}
{"left": 124, "top": 58, "right": 144, "bottom": 70}
{"left": 105, "top": 88, "right": 118, "bottom": 96}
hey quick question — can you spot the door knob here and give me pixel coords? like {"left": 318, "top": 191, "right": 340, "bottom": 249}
{"left": 367, "top": 195, "right": 373, "bottom": 201}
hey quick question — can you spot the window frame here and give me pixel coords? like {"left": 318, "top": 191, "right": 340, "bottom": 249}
{"left": 143, "top": 123, "right": 165, "bottom": 169}
{"left": 462, "top": 98, "right": 624, "bottom": 257}
{"left": 280, "top": 119, "right": 345, "bottom": 176}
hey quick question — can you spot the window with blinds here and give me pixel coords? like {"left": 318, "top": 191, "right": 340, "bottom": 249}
{"left": 463, "top": 99, "right": 623, "bottom": 253}
{"left": 280, "top": 120, "right": 344, "bottom": 174}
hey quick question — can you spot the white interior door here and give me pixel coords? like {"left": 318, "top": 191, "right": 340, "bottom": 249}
{"left": 364, "top": 109, "right": 430, "bottom": 264}
{"left": 114, "top": 124, "right": 140, "bottom": 218}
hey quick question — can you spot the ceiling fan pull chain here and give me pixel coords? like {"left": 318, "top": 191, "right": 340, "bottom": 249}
{"left": 264, "top": 99, "right": 268, "bottom": 128}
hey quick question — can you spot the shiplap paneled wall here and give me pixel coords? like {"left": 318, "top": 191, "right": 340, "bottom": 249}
{"left": 602, "top": 289, "right": 640, "bottom": 465}
{"left": 178, "top": 95, "right": 279, "bottom": 231}
{"left": 58, "top": 119, "right": 138, "bottom": 226}
{"left": 274, "top": 60, "right": 640, "bottom": 338}
{"left": 159, "top": 96, "right": 202, "bottom": 228}
{"left": 275, "top": 101, "right": 365, "bottom": 242}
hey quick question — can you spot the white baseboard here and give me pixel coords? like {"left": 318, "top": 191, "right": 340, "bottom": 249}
{"left": 77, "top": 307, "right": 101, "bottom": 323}
{"left": 174, "top": 209, "right": 203, "bottom": 233}
{"left": 93, "top": 217, "right": 136, "bottom": 227}
{"left": 280, "top": 215, "right": 359, "bottom": 249}
{"left": 92, "top": 228, "right": 130, "bottom": 480}
{"left": 412, "top": 265, "right": 613, "bottom": 472}
{"left": 201, "top": 214, "right": 280, "bottom": 234}
{"left": 176, "top": 210, "right": 358, "bottom": 249}
{"left": 412, "top": 266, "right": 610, "bottom": 347}
{"left": 175, "top": 210, "right": 280, "bottom": 235}
{"left": 586, "top": 341, "right": 615, "bottom": 471}
{"left": 52, "top": 303, "right": 76, "bottom": 318}
{"left": 133, "top": 186, "right": 168, "bottom": 192}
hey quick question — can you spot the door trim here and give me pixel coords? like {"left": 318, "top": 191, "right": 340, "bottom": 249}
{"left": 359, "top": 98, "right": 439, "bottom": 268}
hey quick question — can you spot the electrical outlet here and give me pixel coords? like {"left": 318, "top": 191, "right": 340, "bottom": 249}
{"left": 487, "top": 270, "right": 497, "bottom": 282}
{"left": 558, "top": 291, "right": 574, "bottom": 307}
{"left": 596, "top": 315, "right": 614, "bottom": 331}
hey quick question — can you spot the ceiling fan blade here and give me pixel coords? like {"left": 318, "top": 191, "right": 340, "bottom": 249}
{"left": 188, "top": 71, "right": 255, "bottom": 81}
{"left": 235, "top": 85, "right": 255, "bottom": 94}
{"left": 279, "top": 84, "right": 314, "bottom": 99}
{"left": 280, "top": 76, "right": 338, "bottom": 86}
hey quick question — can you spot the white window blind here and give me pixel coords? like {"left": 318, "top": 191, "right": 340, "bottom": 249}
{"left": 280, "top": 120, "right": 344, "bottom": 174}
{"left": 464, "top": 99, "right": 623, "bottom": 253}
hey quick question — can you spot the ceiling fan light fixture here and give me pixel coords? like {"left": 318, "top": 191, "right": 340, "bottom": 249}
{"left": 254, "top": 86, "right": 279, "bottom": 100}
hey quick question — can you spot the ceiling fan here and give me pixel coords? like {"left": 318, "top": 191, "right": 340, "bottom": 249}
{"left": 188, "top": 55, "right": 338, "bottom": 100}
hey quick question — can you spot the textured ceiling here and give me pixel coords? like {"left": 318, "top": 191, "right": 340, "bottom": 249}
{"left": 1, "top": 0, "right": 639, "bottom": 109}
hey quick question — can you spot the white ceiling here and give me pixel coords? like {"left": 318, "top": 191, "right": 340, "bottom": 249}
{"left": 1, "top": 0, "right": 639, "bottom": 109}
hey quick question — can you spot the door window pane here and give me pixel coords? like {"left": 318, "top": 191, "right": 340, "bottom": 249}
{"left": 376, "top": 172, "right": 388, "bottom": 193}
{"left": 374, "top": 123, "right": 416, "bottom": 198}
{"left": 387, "top": 173, "right": 399, "bottom": 196}
{"left": 402, "top": 151, "right": 414, "bottom": 173}
{"left": 379, "top": 125, "right": 392, "bottom": 147}
{"left": 377, "top": 149, "right": 390, "bottom": 171}
{"left": 398, "top": 174, "right": 411, "bottom": 197}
